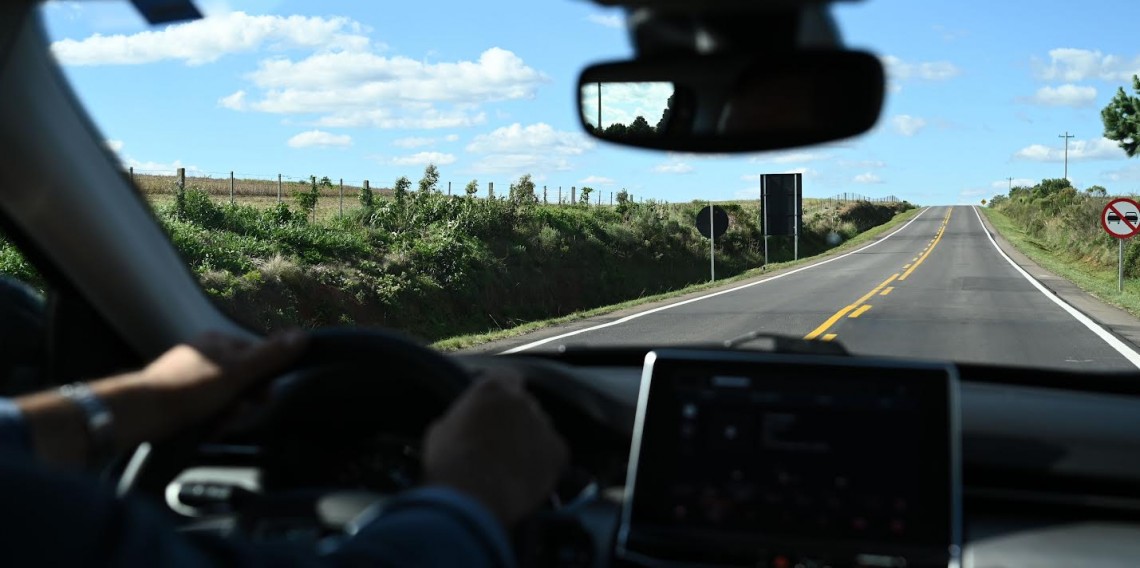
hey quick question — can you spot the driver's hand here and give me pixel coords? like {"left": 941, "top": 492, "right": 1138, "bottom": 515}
{"left": 423, "top": 372, "right": 569, "bottom": 529}
{"left": 135, "top": 330, "right": 308, "bottom": 433}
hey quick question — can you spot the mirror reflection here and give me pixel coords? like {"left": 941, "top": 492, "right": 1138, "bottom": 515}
{"left": 579, "top": 82, "right": 675, "bottom": 139}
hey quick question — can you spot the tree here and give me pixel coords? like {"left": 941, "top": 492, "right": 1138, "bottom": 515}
{"left": 509, "top": 173, "right": 536, "bottom": 205}
{"left": 464, "top": 179, "right": 479, "bottom": 198}
{"left": 1102, "top": 75, "right": 1140, "bottom": 157}
{"left": 318, "top": 176, "right": 334, "bottom": 188}
{"left": 616, "top": 189, "right": 634, "bottom": 215}
{"left": 627, "top": 115, "right": 653, "bottom": 137}
{"left": 1086, "top": 185, "right": 1108, "bottom": 196}
{"left": 603, "top": 122, "right": 628, "bottom": 138}
{"left": 294, "top": 176, "right": 319, "bottom": 221}
{"left": 1031, "top": 178, "right": 1073, "bottom": 200}
{"left": 418, "top": 164, "right": 440, "bottom": 193}
{"left": 393, "top": 176, "right": 411, "bottom": 203}
{"left": 579, "top": 186, "right": 594, "bottom": 206}
{"left": 359, "top": 183, "right": 375, "bottom": 209}
{"left": 656, "top": 94, "right": 674, "bottom": 131}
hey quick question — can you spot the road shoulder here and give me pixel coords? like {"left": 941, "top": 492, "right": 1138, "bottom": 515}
{"left": 975, "top": 206, "right": 1140, "bottom": 351}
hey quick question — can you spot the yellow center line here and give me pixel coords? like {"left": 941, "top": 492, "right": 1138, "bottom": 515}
{"left": 822, "top": 334, "right": 837, "bottom": 342}
{"left": 849, "top": 305, "right": 872, "bottom": 318}
{"left": 880, "top": 287, "right": 894, "bottom": 296}
{"left": 899, "top": 207, "right": 953, "bottom": 281}
{"left": 804, "top": 273, "right": 899, "bottom": 340}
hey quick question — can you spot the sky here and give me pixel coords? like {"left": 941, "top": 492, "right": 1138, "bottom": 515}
{"left": 36, "top": 0, "right": 1140, "bottom": 205}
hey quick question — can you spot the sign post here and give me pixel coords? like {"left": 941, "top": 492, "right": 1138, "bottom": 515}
{"left": 1100, "top": 197, "right": 1140, "bottom": 292}
{"left": 696, "top": 205, "right": 730, "bottom": 283}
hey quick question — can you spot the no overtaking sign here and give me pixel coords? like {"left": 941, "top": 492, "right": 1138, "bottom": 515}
{"left": 1102, "top": 198, "right": 1140, "bottom": 239}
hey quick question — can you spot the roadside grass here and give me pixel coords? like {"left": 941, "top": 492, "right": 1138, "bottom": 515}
{"left": 982, "top": 207, "right": 1140, "bottom": 318}
{"left": 433, "top": 207, "right": 922, "bottom": 351}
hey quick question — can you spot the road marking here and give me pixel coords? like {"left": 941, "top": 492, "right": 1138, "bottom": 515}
{"left": 912, "top": 257, "right": 918, "bottom": 262}
{"left": 849, "top": 305, "right": 872, "bottom": 318}
{"left": 880, "top": 287, "right": 894, "bottom": 296}
{"left": 971, "top": 206, "right": 1140, "bottom": 369}
{"left": 804, "top": 273, "right": 899, "bottom": 339}
{"left": 904, "top": 264, "right": 911, "bottom": 269}
{"left": 900, "top": 207, "right": 953, "bottom": 281}
{"left": 822, "top": 334, "right": 837, "bottom": 341}
{"left": 501, "top": 209, "right": 930, "bottom": 354}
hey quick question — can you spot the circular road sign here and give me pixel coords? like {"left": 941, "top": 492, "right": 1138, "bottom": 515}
{"left": 1101, "top": 198, "right": 1140, "bottom": 239}
{"left": 697, "top": 205, "right": 730, "bottom": 239}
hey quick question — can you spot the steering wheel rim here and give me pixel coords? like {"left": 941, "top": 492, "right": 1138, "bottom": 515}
{"left": 118, "top": 327, "right": 471, "bottom": 500}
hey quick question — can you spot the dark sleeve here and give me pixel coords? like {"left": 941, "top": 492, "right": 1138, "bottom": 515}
{"left": 0, "top": 458, "right": 512, "bottom": 568}
{"left": 328, "top": 486, "right": 515, "bottom": 568}
{"left": 0, "top": 398, "right": 31, "bottom": 458}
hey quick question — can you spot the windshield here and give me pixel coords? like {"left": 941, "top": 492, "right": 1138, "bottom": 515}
{"left": 24, "top": 0, "right": 1140, "bottom": 372}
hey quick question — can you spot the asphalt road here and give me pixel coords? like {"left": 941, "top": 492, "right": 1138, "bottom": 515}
{"left": 480, "top": 206, "right": 1140, "bottom": 372}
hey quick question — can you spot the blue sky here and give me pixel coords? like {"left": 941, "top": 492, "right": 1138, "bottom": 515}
{"left": 38, "top": 0, "right": 1140, "bottom": 205}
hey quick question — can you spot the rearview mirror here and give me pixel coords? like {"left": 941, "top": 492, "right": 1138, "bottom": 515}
{"left": 577, "top": 51, "right": 884, "bottom": 153}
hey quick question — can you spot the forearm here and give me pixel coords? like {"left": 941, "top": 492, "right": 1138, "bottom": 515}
{"left": 15, "top": 372, "right": 168, "bottom": 467}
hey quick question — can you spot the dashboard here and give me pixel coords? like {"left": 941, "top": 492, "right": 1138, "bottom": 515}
{"left": 155, "top": 347, "right": 1140, "bottom": 568}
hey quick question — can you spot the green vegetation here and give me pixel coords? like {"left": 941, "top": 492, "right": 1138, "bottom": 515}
{"left": 1102, "top": 74, "right": 1140, "bottom": 158}
{"left": 986, "top": 178, "right": 1140, "bottom": 317}
{"left": 0, "top": 165, "right": 912, "bottom": 343}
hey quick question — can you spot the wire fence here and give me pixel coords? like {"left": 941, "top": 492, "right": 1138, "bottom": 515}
{"left": 126, "top": 167, "right": 905, "bottom": 218}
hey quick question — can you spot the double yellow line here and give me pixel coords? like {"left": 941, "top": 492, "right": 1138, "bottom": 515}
{"left": 803, "top": 207, "right": 953, "bottom": 341}
{"left": 900, "top": 208, "right": 952, "bottom": 281}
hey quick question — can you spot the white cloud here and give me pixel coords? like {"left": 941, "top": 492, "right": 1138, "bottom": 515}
{"left": 124, "top": 158, "right": 201, "bottom": 175}
{"left": 960, "top": 188, "right": 988, "bottom": 197}
{"left": 286, "top": 129, "right": 352, "bottom": 148}
{"left": 881, "top": 55, "right": 961, "bottom": 90}
{"left": 50, "top": 11, "right": 372, "bottom": 66}
{"left": 652, "top": 159, "right": 693, "bottom": 174}
{"left": 1036, "top": 48, "right": 1140, "bottom": 82}
{"left": 991, "top": 178, "right": 1036, "bottom": 189}
{"left": 392, "top": 137, "right": 436, "bottom": 148}
{"left": 891, "top": 115, "right": 927, "bottom": 137}
{"left": 749, "top": 151, "right": 829, "bottom": 165}
{"left": 1013, "top": 137, "right": 1126, "bottom": 162}
{"left": 466, "top": 123, "right": 592, "bottom": 155}
{"left": 104, "top": 139, "right": 124, "bottom": 153}
{"left": 1024, "top": 84, "right": 1097, "bottom": 107}
{"left": 580, "top": 175, "right": 615, "bottom": 185}
{"left": 242, "top": 47, "right": 544, "bottom": 129}
{"left": 584, "top": 82, "right": 672, "bottom": 128}
{"left": 389, "top": 151, "right": 457, "bottom": 166}
{"left": 218, "top": 90, "right": 247, "bottom": 110}
{"left": 587, "top": 13, "right": 623, "bottom": 29}
{"left": 741, "top": 168, "right": 815, "bottom": 183}
{"left": 464, "top": 123, "right": 593, "bottom": 175}
{"left": 854, "top": 172, "right": 883, "bottom": 184}
{"left": 837, "top": 159, "right": 887, "bottom": 169}
{"left": 444, "top": 134, "right": 460, "bottom": 142}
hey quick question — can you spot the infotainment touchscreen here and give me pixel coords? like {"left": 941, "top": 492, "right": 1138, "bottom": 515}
{"left": 618, "top": 350, "right": 961, "bottom": 568}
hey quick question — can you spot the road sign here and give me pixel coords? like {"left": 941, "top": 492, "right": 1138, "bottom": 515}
{"left": 696, "top": 205, "right": 730, "bottom": 238}
{"left": 1101, "top": 198, "right": 1140, "bottom": 239}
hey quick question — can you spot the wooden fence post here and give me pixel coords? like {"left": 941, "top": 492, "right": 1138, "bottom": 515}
{"left": 339, "top": 178, "right": 344, "bottom": 218}
{"left": 448, "top": 181, "right": 452, "bottom": 196}
{"left": 229, "top": 171, "right": 235, "bottom": 205}
{"left": 488, "top": 181, "right": 494, "bottom": 199}
{"left": 177, "top": 167, "right": 185, "bottom": 192}
{"left": 277, "top": 174, "right": 282, "bottom": 203}
{"left": 128, "top": 166, "right": 134, "bottom": 184}
{"left": 543, "top": 185, "right": 548, "bottom": 204}
{"left": 571, "top": 186, "right": 576, "bottom": 204}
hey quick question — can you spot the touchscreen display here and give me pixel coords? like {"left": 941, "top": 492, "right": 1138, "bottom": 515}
{"left": 622, "top": 351, "right": 959, "bottom": 565}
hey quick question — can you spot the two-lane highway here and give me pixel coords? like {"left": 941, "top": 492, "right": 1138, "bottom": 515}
{"left": 483, "top": 206, "right": 1140, "bottom": 371}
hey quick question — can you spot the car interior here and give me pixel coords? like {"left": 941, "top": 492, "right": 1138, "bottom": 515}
{"left": 3, "top": 0, "right": 1140, "bottom": 567}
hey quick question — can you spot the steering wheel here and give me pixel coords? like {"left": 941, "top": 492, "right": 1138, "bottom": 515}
{"left": 117, "top": 327, "right": 470, "bottom": 515}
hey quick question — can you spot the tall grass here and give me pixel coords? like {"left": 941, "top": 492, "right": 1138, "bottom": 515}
{"left": 0, "top": 182, "right": 912, "bottom": 342}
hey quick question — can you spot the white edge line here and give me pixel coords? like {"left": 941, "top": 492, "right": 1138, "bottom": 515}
{"left": 500, "top": 207, "right": 931, "bottom": 354}
{"left": 971, "top": 205, "right": 1140, "bottom": 369}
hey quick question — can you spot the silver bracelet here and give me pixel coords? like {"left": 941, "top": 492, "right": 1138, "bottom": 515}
{"left": 58, "top": 382, "right": 116, "bottom": 466}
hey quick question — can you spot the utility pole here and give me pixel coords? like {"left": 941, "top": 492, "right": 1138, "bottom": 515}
{"left": 1059, "top": 131, "right": 1074, "bottom": 180}
{"left": 1007, "top": 177, "right": 1013, "bottom": 192}
{"left": 597, "top": 83, "right": 602, "bottom": 131}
